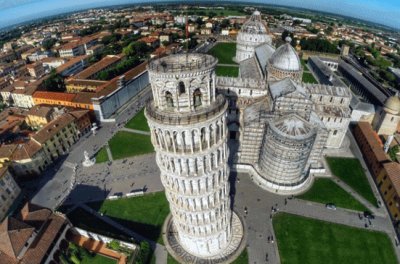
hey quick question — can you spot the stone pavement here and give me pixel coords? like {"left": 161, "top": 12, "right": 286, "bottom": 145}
{"left": 63, "top": 153, "right": 162, "bottom": 205}
{"left": 31, "top": 86, "right": 153, "bottom": 209}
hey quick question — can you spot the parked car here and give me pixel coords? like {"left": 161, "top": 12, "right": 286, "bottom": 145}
{"left": 325, "top": 203, "right": 337, "bottom": 210}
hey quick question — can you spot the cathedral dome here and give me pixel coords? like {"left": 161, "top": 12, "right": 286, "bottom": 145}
{"left": 241, "top": 10, "right": 267, "bottom": 34}
{"left": 269, "top": 37, "right": 301, "bottom": 71}
{"left": 384, "top": 95, "right": 400, "bottom": 114}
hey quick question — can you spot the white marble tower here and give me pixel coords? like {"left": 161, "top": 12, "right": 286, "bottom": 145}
{"left": 145, "top": 53, "right": 243, "bottom": 260}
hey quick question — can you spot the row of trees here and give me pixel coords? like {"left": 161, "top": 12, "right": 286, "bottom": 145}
{"left": 299, "top": 38, "right": 339, "bottom": 54}
{"left": 96, "top": 56, "right": 141, "bottom": 81}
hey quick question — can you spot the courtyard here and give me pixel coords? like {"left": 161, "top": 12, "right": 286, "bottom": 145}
{"left": 273, "top": 213, "right": 397, "bottom": 264}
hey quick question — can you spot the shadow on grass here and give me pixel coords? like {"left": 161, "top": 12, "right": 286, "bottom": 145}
{"left": 106, "top": 215, "right": 162, "bottom": 243}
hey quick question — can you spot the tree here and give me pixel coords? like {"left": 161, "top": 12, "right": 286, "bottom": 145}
{"left": 135, "top": 241, "right": 151, "bottom": 264}
{"left": 42, "top": 38, "right": 57, "bottom": 50}
{"left": 123, "top": 42, "right": 149, "bottom": 57}
{"left": 42, "top": 69, "right": 65, "bottom": 92}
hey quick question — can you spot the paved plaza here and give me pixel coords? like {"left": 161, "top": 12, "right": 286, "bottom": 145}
{"left": 27, "top": 88, "right": 400, "bottom": 264}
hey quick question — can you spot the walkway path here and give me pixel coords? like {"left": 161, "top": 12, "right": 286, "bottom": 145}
{"left": 121, "top": 127, "right": 151, "bottom": 136}
{"left": 217, "top": 63, "right": 239, "bottom": 67}
{"left": 71, "top": 234, "right": 126, "bottom": 264}
{"left": 331, "top": 176, "right": 382, "bottom": 216}
{"left": 79, "top": 203, "right": 168, "bottom": 264}
{"left": 105, "top": 144, "right": 114, "bottom": 161}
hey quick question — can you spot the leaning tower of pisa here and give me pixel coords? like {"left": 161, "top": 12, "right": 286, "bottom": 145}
{"left": 145, "top": 53, "right": 243, "bottom": 262}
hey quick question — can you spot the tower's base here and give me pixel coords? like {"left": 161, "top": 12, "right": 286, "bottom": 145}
{"left": 162, "top": 212, "right": 246, "bottom": 264}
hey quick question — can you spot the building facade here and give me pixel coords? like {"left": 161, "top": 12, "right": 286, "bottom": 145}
{"left": 0, "top": 166, "right": 21, "bottom": 221}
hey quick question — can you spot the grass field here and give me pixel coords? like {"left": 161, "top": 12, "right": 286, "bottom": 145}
{"left": 302, "top": 72, "right": 318, "bottom": 84}
{"left": 67, "top": 207, "right": 130, "bottom": 242}
{"left": 63, "top": 243, "right": 117, "bottom": 264}
{"left": 167, "top": 254, "right": 179, "bottom": 264}
{"left": 231, "top": 249, "right": 249, "bottom": 264}
{"left": 326, "top": 157, "right": 378, "bottom": 207}
{"left": 88, "top": 192, "right": 170, "bottom": 244}
{"left": 109, "top": 131, "right": 153, "bottom": 160}
{"left": 125, "top": 108, "right": 150, "bottom": 131}
{"left": 81, "top": 252, "right": 116, "bottom": 264}
{"left": 208, "top": 42, "right": 237, "bottom": 65}
{"left": 95, "top": 147, "right": 109, "bottom": 163}
{"left": 298, "top": 178, "right": 367, "bottom": 211}
{"left": 216, "top": 65, "right": 239, "bottom": 77}
{"left": 273, "top": 213, "right": 397, "bottom": 264}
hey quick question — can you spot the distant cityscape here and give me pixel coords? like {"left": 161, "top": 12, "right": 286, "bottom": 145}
{"left": 0, "top": 3, "right": 399, "bottom": 264}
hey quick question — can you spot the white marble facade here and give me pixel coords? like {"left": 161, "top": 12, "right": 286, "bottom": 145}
{"left": 145, "top": 54, "right": 241, "bottom": 259}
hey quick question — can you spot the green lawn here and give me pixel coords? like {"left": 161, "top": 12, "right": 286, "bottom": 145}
{"left": 231, "top": 249, "right": 249, "bottom": 264}
{"left": 302, "top": 72, "right": 318, "bottom": 84}
{"left": 298, "top": 178, "right": 367, "bottom": 211}
{"left": 216, "top": 65, "right": 239, "bottom": 77}
{"left": 326, "top": 157, "right": 378, "bottom": 207}
{"left": 109, "top": 131, "right": 154, "bottom": 160}
{"left": 88, "top": 192, "right": 170, "bottom": 244}
{"left": 273, "top": 213, "right": 397, "bottom": 264}
{"left": 125, "top": 108, "right": 150, "bottom": 131}
{"left": 167, "top": 254, "right": 179, "bottom": 264}
{"left": 208, "top": 42, "right": 237, "bottom": 65}
{"left": 95, "top": 147, "right": 109, "bottom": 163}
{"left": 67, "top": 207, "right": 131, "bottom": 242}
{"left": 81, "top": 253, "right": 116, "bottom": 264}
{"left": 301, "top": 59, "right": 308, "bottom": 68}
{"left": 63, "top": 243, "right": 117, "bottom": 264}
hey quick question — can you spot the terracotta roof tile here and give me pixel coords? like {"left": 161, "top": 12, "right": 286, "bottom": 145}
{"left": 357, "top": 122, "right": 389, "bottom": 162}
{"left": 33, "top": 91, "right": 77, "bottom": 102}
{"left": 0, "top": 217, "right": 35, "bottom": 259}
{"left": 383, "top": 162, "right": 400, "bottom": 195}
{"left": 74, "top": 55, "right": 123, "bottom": 79}
{"left": 32, "top": 114, "right": 75, "bottom": 144}
{"left": 10, "top": 140, "right": 42, "bottom": 161}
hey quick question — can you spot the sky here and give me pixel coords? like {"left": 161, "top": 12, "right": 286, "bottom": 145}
{"left": 0, "top": 0, "right": 399, "bottom": 30}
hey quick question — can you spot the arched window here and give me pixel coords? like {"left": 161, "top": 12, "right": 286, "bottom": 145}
{"left": 193, "top": 89, "right": 202, "bottom": 107}
{"left": 165, "top": 91, "right": 174, "bottom": 107}
{"left": 178, "top": 81, "right": 185, "bottom": 95}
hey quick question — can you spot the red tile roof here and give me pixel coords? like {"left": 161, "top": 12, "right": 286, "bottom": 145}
{"left": 33, "top": 91, "right": 77, "bottom": 102}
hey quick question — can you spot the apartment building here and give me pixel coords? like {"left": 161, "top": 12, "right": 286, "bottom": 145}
{"left": 0, "top": 166, "right": 21, "bottom": 221}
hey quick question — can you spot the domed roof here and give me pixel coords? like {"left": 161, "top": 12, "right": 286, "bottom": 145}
{"left": 384, "top": 95, "right": 400, "bottom": 114}
{"left": 269, "top": 37, "right": 301, "bottom": 71}
{"left": 271, "top": 114, "right": 315, "bottom": 139}
{"left": 241, "top": 11, "right": 267, "bottom": 34}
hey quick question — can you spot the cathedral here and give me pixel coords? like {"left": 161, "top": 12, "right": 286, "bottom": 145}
{"left": 218, "top": 11, "right": 351, "bottom": 194}
{"left": 144, "top": 11, "right": 352, "bottom": 262}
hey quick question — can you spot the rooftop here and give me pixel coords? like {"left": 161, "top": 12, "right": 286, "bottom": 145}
{"left": 33, "top": 91, "right": 77, "bottom": 102}
{"left": 74, "top": 55, "right": 123, "bottom": 80}
{"left": 32, "top": 113, "right": 75, "bottom": 144}
{"left": 148, "top": 53, "right": 217, "bottom": 73}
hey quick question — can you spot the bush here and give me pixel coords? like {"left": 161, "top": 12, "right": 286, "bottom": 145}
{"left": 136, "top": 241, "right": 151, "bottom": 264}
{"left": 108, "top": 240, "right": 121, "bottom": 251}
